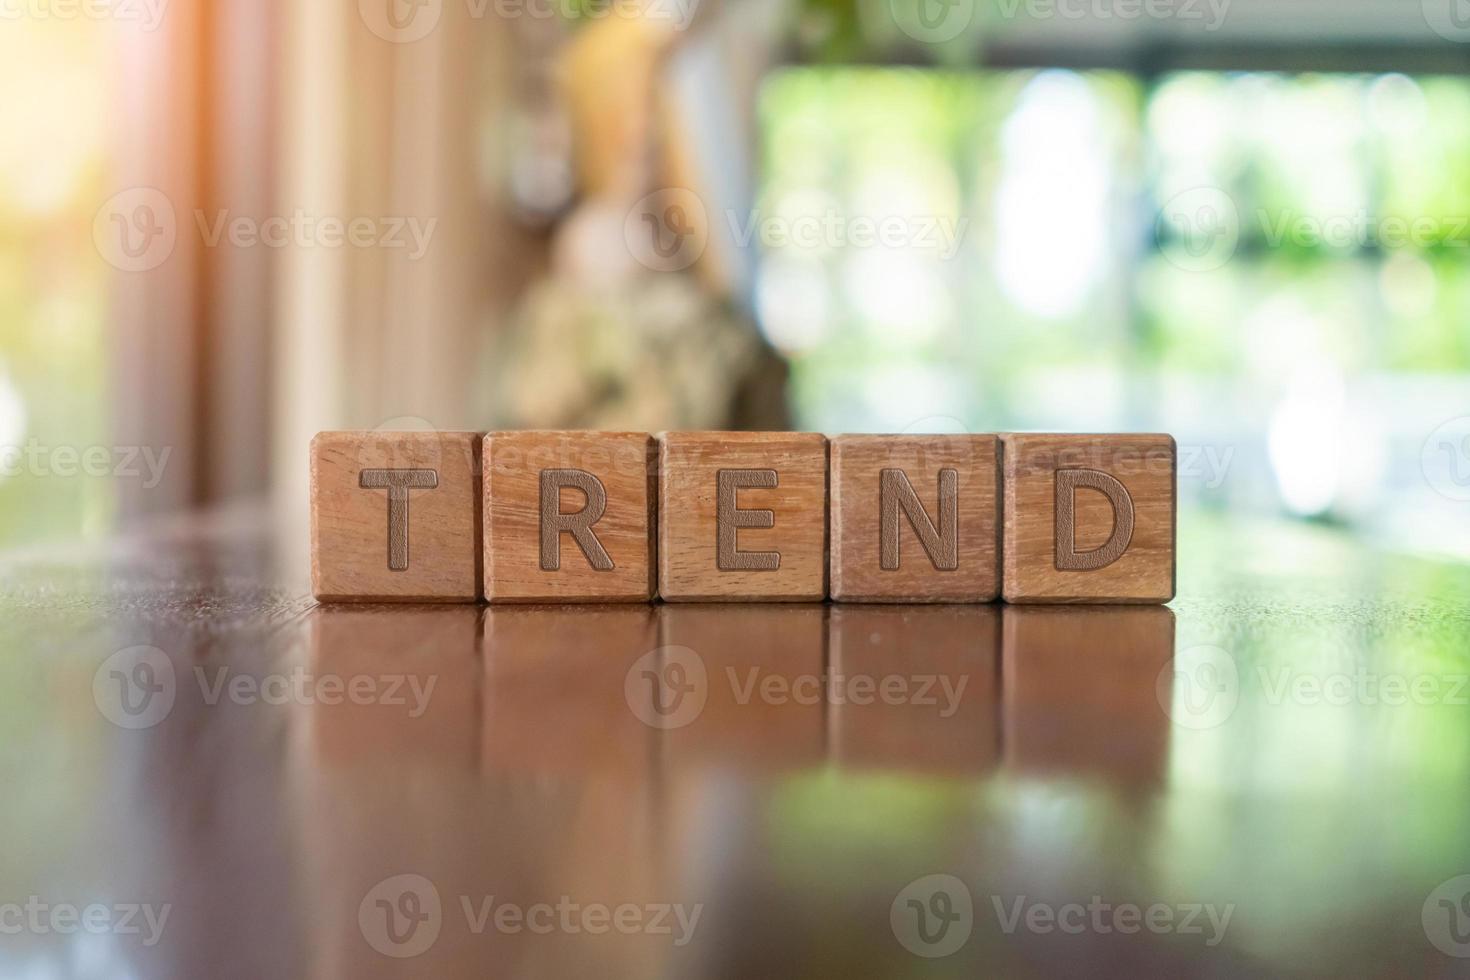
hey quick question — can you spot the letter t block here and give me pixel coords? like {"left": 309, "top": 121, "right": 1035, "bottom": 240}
{"left": 311, "top": 430, "right": 482, "bottom": 602}
{"left": 483, "top": 431, "right": 657, "bottom": 602}
{"left": 1000, "top": 433, "right": 1176, "bottom": 604}
{"left": 658, "top": 432, "right": 828, "bottom": 601}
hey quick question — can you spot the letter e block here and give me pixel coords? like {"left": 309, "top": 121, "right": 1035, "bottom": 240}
{"left": 311, "top": 430, "right": 482, "bottom": 602}
{"left": 483, "top": 431, "right": 656, "bottom": 602}
{"left": 658, "top": 432, "right": 828, "bottom": 601}
{"left": 830, "top": 434, "right": 999, "bottom": 602}
{"left": 1001, "top": 433, "right": 1175, "bottom": 603}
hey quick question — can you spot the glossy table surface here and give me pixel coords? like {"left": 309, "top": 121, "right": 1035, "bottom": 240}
{"left": 3, "top": 506, "right": 1470, "bottom": 978}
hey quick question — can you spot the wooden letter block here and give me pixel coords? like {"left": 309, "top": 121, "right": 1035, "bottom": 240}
{"left": 829, "top": 434, "right": 999, "bottom": 602}
{"left": 483, "top": 431, "right": 656, "bottom": 602}
{"left": 311, "top": 430, "right": 481, "bottom": 601}
{"left": 1001, "top": 433, "right": 1175, "bottom": 603}
{"left": 658, "top": 432, "right": 828, "bottom": 601}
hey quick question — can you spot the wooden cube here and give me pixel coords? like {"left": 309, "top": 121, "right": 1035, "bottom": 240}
{"left": 310, "top": 430, "right": 481, "bottom": 602}
{"left": 829, "top": 434, "right": 1000, "bottom": 602}
{"left": 1001, "top": 433, "right": 1175, "bottom": 603}
{"left": 657, "top": 432, "right": 828, "bottom": 601}
{"left": 483, "top": 431, "right": 656, "bottom": 603}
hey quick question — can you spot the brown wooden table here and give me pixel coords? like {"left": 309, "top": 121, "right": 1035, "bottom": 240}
{"left": 3, "top": 506, "right": 1468, "bottom": 977}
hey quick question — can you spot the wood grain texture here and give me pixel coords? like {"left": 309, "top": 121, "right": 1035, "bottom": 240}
{"left": 483, "top": 431, "right": 656, "bottom": 603}
{"left": 1001, "top": 433, "right": 1176, "bottom": 604}
{"left": 828, "top": 605, "right": 1000, "bottom": 775}
{"left": 830, "top": 434, "right": 999, "bottom": 602}
{"left": 1002, "top": 605, "right": 1174, "bottom": 784}
{"left": 310, "top": 430, "right": 481, "bottom": 602}
{"left": 657, "top": 432, "right": 828, "bottom": 601}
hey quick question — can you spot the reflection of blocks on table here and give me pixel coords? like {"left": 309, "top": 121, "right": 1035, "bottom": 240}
{"left": 828, "top": 605, "right": 1000, "bottom": 775}
{"left": 1001, "top": 433, "right": 1176, "bottom": 604}
{"left": 311, "top": 430, "right": 482, "bottom": 602}
{"left": 1002, "top": 606, "right": 1175, "bottom": 784}
{"left": 657, "top": 432, "right": 828, "bottom": 601}
{"left": 305, "top": 604, "right": 482, "bottom": 766}
{"left": 830, "top": 434, "right": 999, "bottom": 603}
{"left": 482, "top": 605, "right": 657, "bottom": 775}
{"left": 483, "top": 431, "right": 656, "bottom": 603}
{"left": 654, "top": 604, "right": 827, "bottom": 769}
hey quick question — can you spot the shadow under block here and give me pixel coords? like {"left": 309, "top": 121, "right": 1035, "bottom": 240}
{"left": 829, "top": 434, "right": 1000, "bottom": 602}
{"left": 483, "top": 431, "right": 656, "bottom": 602}
{"left": 1001, "top": 433, "right": 1176, "bottom": 604}
{"left": 657, "top": 432, "right": 828, "bottom": 601}
{"left": 310, "top": 430, "right": 482, "bottom": 602}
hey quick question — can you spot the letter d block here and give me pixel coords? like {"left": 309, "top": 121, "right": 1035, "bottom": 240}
{"left": 310, "top": 430, "right": 482, "bottom": 602}
{"left": 1000, "top": 433, "right": 1176, "bottom": 603}
{"left": 830, "top": 434, "right": 999, "bottom": 602}
{"left": 658, "top": 432, "right": 828, "bottom": 601}
{"left": 483, "top": 431, "right": 656, "bottom": 602}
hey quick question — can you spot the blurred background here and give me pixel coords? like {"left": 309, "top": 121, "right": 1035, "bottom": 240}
{"left": 4, "top": 0, "right": 1470, "bottom": 559}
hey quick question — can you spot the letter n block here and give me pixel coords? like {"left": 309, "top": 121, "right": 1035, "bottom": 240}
{"left": 310, "top": 430, "right": 482, "bottom": 601}
{"left": 483, "top": 431, "right": 656, "bottom": 602}
{"left": 1000, "top": 433, "right": 1176, "bottom": 603}
{"left": 829, "top": 434, "right": 999, "bottom": 602}
{"left": 658, "top": 432, "right": 828, "bottom": 601}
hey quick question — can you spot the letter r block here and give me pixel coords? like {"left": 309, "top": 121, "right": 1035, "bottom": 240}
{"left": 658, "top": 432, "right": 828, "bottom": 601}
{"left": 483, "top": 431, "right": 656, "bottom": 602}
{"left": 1000, "top": 433, "right": 1176, "bottom": 604}
{"left": 311, "top": 430, "right": 482, "bottom": 601}
{"left": 829, "top": 434, "right": 999, "bottom": 602}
